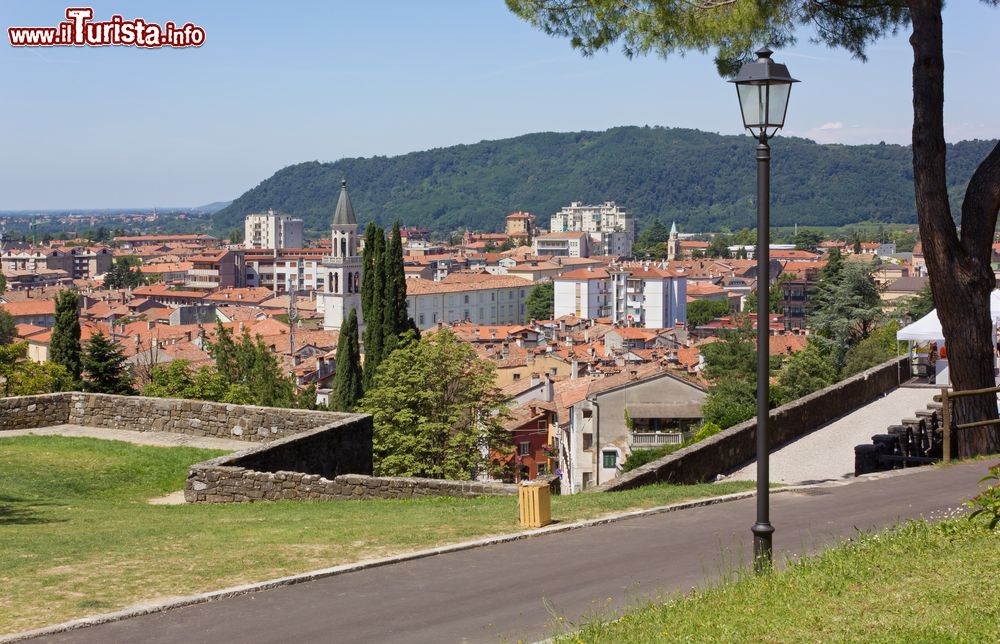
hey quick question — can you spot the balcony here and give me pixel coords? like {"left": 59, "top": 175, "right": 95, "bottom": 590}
{"left": 188, "top": 268, "right": 220, "bottom": 277}
{"left": 631, "top": 432, "right": 683, "bottom": 447}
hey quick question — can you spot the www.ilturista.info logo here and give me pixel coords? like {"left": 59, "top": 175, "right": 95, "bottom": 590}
{"left": 8, "top": 7, "right": 205, "bottom": 48}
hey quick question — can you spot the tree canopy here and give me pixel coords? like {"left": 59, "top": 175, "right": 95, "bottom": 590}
{"left": 525, "top": 280, "right": 555, "bottom": 322}
{"left": 358, "top": 330, "right": 511, "bottom": 480}
{"left": 50, "top": 289, "right": 82, "bottom": 384}
{"left": 213, "top": 127, "right": 993, "bottom": 236}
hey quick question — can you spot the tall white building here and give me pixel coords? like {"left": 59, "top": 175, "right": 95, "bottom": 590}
{"left": 244, "top": 210, "right": 304, "bottom": 250}
{"left": 553, "top": 261, "right": 686, "bottom": 328}
{"left": 317, "top": 180, "right": 363, "bottom": 331}
{"left": 550, "top": 201, "right": 636, "bottom": 257}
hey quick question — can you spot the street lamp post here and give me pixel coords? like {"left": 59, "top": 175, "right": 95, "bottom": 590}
{"left": 729, "top": 48, "right": 798, "bottom": 572}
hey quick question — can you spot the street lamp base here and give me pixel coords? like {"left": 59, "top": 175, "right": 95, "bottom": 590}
{"left": 751, "top": 521, "right": 775, "bottom": 573}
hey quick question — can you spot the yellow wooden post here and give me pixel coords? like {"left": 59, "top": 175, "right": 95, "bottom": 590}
{"left": 941, "top": 388, "right": 951, "bottom": 464}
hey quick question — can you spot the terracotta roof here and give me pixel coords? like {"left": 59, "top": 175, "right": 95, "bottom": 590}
{"left": 1, "top": 300, "right": 55, "bottom": 317}
{"left": 203, "top": 287, "right": 276, "bottom": 305}
{"left": 555, "top": 268, "right": 611, "bottom": 280}
{"left": 406, "top": 275, "right": 532, "bottom": 295}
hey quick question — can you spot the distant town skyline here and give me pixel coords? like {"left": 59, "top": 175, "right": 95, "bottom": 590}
{"left": 1, "top": 1, "right": 998, "bottom": 210}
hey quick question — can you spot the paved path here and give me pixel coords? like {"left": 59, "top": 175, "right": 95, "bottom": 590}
{"left": 728, "top": 386, "right": 938, "bottom": 484}
{"left": 28, "top": 460, "right": 991, "bottom": 644}
{"left": 1, "top": 425, "right": 246, "bottom": 451}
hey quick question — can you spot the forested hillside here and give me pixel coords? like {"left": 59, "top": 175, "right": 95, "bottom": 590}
{"left": 214, "top": 126, "right": 994, "bottom": 234}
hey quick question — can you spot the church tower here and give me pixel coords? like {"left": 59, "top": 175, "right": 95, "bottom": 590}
{"left": 319, "top": 180, "right": 364, "bottom": 331}
{"left": 667, "top": 221, "right": 680, "bottom": 261}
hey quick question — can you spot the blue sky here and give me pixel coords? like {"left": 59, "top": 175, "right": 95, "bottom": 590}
{"left": 1, "top": 1, "right": 997, "bottom": 210}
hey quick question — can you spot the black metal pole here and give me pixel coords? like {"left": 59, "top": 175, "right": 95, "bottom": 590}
{"left": 752, "top": 138, "right": 774, "bottom": 572}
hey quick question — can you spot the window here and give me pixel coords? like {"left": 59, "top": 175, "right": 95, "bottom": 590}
{"left": 519, "top": 442, "right": 531, "bottom": 456}
{"left": 464, "top": 294, "right": 469, "bottom": 304}
{"left": 537, "top": 462, "right": 548, "bottom": 476}
{"left": 582, "top": 433, "right": 593, "bottom": 450}
{"left": 602, "top": 451, "right": 618, "bottom": 469}
{"left": 418, "top": 314, "right": 425, "bottom": 326}
{"left": 512, "top": 373, "right": 521, "bottom": 381}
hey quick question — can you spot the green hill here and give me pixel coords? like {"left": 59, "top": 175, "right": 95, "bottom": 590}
{"left": 214, "top": 126, "right": 994, "bottom": 235}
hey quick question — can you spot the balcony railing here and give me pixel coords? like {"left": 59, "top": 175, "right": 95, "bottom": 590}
{"left": 631, "top": 432, "right": 683, "bottom": 447}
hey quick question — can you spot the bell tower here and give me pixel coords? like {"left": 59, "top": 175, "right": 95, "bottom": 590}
{"left": 319, "top": 179, "right": 364, "bottom": 331}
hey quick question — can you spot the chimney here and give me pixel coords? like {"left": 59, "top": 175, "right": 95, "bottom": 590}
{"left": 501, "top": 342, "right": 509, "bottom": 359}
{"left": 571, "top": 358, "right": 578, "bottom": 379}
{"left": 544, "top": 374, "right": 554, "bottom": 402}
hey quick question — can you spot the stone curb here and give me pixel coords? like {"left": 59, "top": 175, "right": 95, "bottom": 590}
{"left": 2, "top": 486, "right": 812, "bottom": 643}
{"left": 3, "top": 470, "right": 944, "bottom": 644}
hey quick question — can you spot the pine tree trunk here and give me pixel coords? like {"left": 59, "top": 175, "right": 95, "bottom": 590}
{"left": 909, "top": 0, "right": 1000, "bottom": 457}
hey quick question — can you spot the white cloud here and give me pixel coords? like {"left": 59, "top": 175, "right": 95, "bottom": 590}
{"left": 818, "top": 121, "right": 844, "bottom": 130}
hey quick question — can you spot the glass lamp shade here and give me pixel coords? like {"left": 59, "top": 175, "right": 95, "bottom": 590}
{"left": 730, "top": 48, "right": 798, "bottom": 140}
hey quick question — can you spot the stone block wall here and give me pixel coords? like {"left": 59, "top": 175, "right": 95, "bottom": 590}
{"left": 0, "top": 393, "right": 70, "bottom": 431}
{"left": 184, "top": 414, "right": 518, "bottom": 503}
{"left": 599, "top": 357, "right": 911, "bottom": 490}
{"left": 66, "top": 393, "right": 352, "bottom": 442}
{"left": 185, "top": 469, "right": 517, "bottom": 503}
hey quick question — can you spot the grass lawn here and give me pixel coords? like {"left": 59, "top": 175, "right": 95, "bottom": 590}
{"left": 563, "top": 518, "right": 1000, "bottom": 643}
{"left": 0, "top": 435, "right": 755, "bottom": 635}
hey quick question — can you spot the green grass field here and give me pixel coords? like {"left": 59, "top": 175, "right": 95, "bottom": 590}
{"left": 561, "top": 518, "right": 1000, "bottom": 643}
{"left": 0, "top": 435, "right": 754, "bottom": 635}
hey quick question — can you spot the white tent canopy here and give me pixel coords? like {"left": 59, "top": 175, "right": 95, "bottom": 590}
{"left": 896, "top": 309, "right": 945, "bottom": 342}
{"left": 896, "top": 290, "right": 1000, "bottom": 342}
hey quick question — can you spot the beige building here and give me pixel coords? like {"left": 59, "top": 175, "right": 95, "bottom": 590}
{"left": 406, "top": 274, "right": 533, "bottom": 330}
{"left": 244, "top": 210, "right": 304, "bottom": 251}
{"left": 505, "top": 212, "right": 536, "bottom": 243}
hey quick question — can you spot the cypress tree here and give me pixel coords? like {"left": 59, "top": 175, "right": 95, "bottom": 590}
{"left": 381, "top": 221, "right": 409, "bottom": 355}
{"left": 361, "top": 222, "right": 378, "bottom": 325}
{"left": 50, "top": 289, "right": 82, "bottom": 384}
{"left": 362, "top": 226, "right": 386, "bottom": 388}
{"left": 82, "top": 331, "right": 135, "bottom": 395}
{"left": 331, "top": 308, "right": 363, "bottom": 411}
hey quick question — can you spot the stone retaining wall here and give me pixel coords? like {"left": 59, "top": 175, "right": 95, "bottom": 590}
{"left": 0, "top": 393, "right": 70, "bottom": 430}
{"left": 185, "top": 468, "right": 517, "bottom": 503}
{"left": 0, "top": 391, "right": 517, "bottom": 504}
{"left": 66, "top": 393, "right": 351, "bottom": 442}
{"left": 599, "top": 357, "right": 911, "bottom": 490}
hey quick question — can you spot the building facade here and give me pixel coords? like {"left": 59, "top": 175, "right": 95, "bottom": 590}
{"left": 533, "top": 231, "right": 592, "bottom": 258}
{"left": 505, "top": 212, "right": 536, "bottom": 243}
{"left": 560, "top": 370, "right": 706, "bottom": 493}
{"left": 554, "top": 262, "right": 687, "bottom": 328}
{"left": 406, "top": 275, "right": 532, "bottom": 330}
{"left": 244, "top": 210, "right": 304, "bottom": 250}
{"left": 549, "top": 201, "right": 636, "bottom": 256}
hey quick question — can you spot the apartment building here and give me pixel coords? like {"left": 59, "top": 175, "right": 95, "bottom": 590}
{"left": 549, "top": 201, "right": 636, "bottom": 256}
{"left": 553, "top": 262, "right": 687, "bottom": 328}
{"left": 2, "top": 246, "right": 112, "bottom": 280}
{"left": 244, "top": 248, "right": 327, "bottom": 293}
{"left": 244, "top": 210, "right": 304, "bottom": 250}
{"left": 406, "top": 274, "right": 533, "bottom": 330}
{"left": 185, "top": 249, "right": 245, "bottom": 290}
{"left": 505, "top": 211, "right": 536, "bottom": 243}
{"left": 533, "top": 231, "right": 592, "bottom": 258}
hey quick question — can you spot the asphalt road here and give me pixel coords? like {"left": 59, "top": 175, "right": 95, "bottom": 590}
{"left": 31, "top": 461, "right": 992, "bottom": 644}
